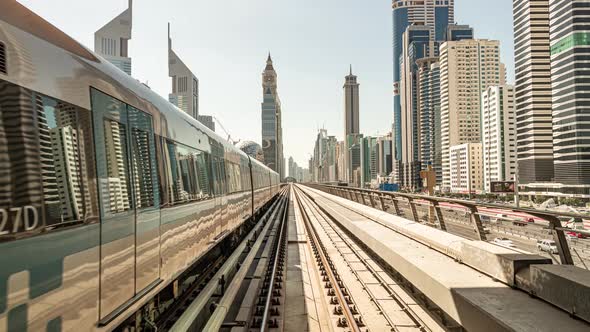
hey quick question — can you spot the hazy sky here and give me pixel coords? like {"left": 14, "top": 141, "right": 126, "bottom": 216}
{"left": 18, "top": 0, "right": 514, "bottom": 167}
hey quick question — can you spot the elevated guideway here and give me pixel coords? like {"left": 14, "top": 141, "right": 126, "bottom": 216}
{"left": 295, "top": 184, "right": 590, "bottom": 332}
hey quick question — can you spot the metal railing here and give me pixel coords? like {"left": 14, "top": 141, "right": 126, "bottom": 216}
{"left": 307, "top": 184, "right": 590, "bottom": 266}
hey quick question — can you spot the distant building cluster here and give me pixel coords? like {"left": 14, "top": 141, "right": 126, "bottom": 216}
{"left": 383, "top": 0, "right": 590, "bottom": 198}
{"left": 307, "top": 67, "right": 393, "bottom": 189}
{"left": 309, "top": 128, "right": 393, "bottom": 188}
{"left": 287, "top": 157, "right": 310, "bottom": 183}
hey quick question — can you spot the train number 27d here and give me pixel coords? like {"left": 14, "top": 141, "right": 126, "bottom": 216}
{"left": 0, "top": 206, "right": 40, "bottom": 235}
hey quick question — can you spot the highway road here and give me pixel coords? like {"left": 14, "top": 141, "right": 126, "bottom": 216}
{"left": 394, "top": 203, "right": 590, "bottom": 268}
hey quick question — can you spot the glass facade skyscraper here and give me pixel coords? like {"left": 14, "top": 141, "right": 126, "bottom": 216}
{"left": 549, "top": 0, "right": 590, "bottom": 193}
{"left": 392, "top": 0, "right": 455, "bottom": 185}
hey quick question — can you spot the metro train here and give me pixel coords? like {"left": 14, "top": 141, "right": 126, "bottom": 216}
{"left": 0, "top": 2, "right": 280, "bottom": 331}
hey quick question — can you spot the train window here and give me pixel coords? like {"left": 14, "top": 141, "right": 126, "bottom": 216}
{"left": 196, "top": 151, "right": 212, "bottom": 197}
{"left": 103, "top": 119, "right": 133, "bottom": 213}
{"left": 129, "top": 105, "right": 158, "bottom": 208}
{"left": 0, "top": 81, "right": 99, "bottom": 240}
{"left": 163, "top": 140, "right": 212, "bottom": 205}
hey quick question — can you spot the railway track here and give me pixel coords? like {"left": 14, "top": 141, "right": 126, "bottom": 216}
{"left": 293, "top": 186, "right": 446, "bottom": 332}
{"left": 168, "top": 187, "right": 290, "bottom": 332}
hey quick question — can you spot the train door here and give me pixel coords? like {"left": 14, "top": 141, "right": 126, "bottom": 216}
{"left": 127, "top": 106, "right": 161, "bottom": 293}
{"left": 91, "top": 89, "right": 161, "bottom": 321}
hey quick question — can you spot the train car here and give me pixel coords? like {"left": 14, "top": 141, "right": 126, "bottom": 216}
{"left": 0, "top": 2, "right": 280, "bottom": 331}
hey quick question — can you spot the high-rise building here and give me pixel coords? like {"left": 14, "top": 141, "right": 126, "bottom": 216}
{"left": 450, "top": 143, "right": 484, "bottom": 193}
{"left": 312, "top": 129, "right": 338, "bottom": 183}
{"left": 399, "top": 25, "right": 435, "bottom": 189}
{"left": 377, "top": 134, "right": 393, "bottom": 177}
{"left": 261, "top": 54, "right": 284, "bottom": 178}
{"left": 288, "top": 156, "right": 295, "bottom": 178}
{"left": 548, "top": 0, "right": 590, "bottom": 195}
{"left": 197, "top": 115, "right": 215, "bottom": 132}
{"left": 440, "top": 39, "right": 505, "bottom": 191}
{"left": 347, "top": 134, "right": 363, "bottom": 187}
{"left": 168, "top": 24, "right": 199, "bottom": 119}
{"left": 336, "top": 141, "right": 346, "bottom": 182}
{"left": 360, "top": 136, "right": 379, "bottom": 187}
{"left": 482, "top": 85, "right": 517, "bottom": 192}
{"left": 343, "top": 67, "right": 360, "bottom": 184}
{"left": 513, "top": 0, "right": 555, "bottom": 185}
{"left": 94, "top": 0, "right": 132, "bottom": 75}
{"left": 407, "top": 24, "right": 472, "bottom": 191}
{"left": 417, "top": 58, "right": 442, "bottom": 187}
{"left": 446, "top": 24, "right": 474, "bottom": 41}
{"left": 344, "top": 66, "right": 360, "bottom": 137}
{"left": 392, "top": 0, "right": 455, "bottom": 183}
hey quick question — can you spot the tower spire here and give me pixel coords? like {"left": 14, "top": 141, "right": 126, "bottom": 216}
{"left": 350, "top": 64, "right": 352, "bottom": 75}
{"left": 265, "top": 52, "right": 275, "bottom": 71}
{"left": 167, "top": 22, "right": 171, "bottom": 49}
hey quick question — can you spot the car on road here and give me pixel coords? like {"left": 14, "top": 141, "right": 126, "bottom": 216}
{"left": 537, "top": 239, "right": 559, "bottom": 254}
{"left": 565, "top": 218, "right": 589, "bottom": 239}
{"left": 566, "top": 231, "right": 587, "bottom": 239}
{"left": 492, "top": 237, "right": 515, "bottom": 247}
{"left": 491, "top": 214, "right": 508, "bottom": 223}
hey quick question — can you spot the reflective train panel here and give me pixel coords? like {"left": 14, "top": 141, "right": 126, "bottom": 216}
{"left": 0, "top": 2, "right": 280, "bottom": 331}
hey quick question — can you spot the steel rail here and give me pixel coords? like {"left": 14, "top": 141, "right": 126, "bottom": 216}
{"left": 297, "top": 187, "right": 431, "bottom": 332}
{"left": 202, "top": 189, "right": 289, "bottom": 331}
{"left": 170, "top": 188, "right": 288, "bottom": 332}
{"left": 293, "top": 188, "right": 362, "bottom": 332}
{"left": 260, "top": 187, "right": 289, "bottom": 332}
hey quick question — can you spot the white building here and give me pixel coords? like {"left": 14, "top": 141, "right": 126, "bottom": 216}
{"left": 482, "top": 85, "right": 517, "bottom": 192}
{"left": 450, "top": 143, "right": 483, "bottom": 194}
{"left": 94, "top": 0, "right": 132, "bottom": 75}
{"left": 440, "top": 39, "right": 505, "bottom": 191}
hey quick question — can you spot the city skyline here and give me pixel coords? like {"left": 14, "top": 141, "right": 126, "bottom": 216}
{"left": 17, "top": 0, "right": 515, "bottom": 167}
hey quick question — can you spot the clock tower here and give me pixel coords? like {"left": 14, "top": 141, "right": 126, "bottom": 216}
{"left": 263, "top": 53, "right": 278, "bottom": 95}
{"left": 261, "top": 53, "right": 284, "bottom": 179}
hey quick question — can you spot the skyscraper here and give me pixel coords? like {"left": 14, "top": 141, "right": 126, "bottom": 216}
{"left": 548, "top": 0, "right": 590, "bottom": 195}
{"left": 399, "top": 25, "right": 434, "bottom": 189}
{"left": 377, "top": 134, "right": 393, "bottom": 177}
{"left": 482, "top": 85, "right": 517, "bottom": 192}
{"left": 446, "top": 24, "right": 474, "bottom": 42}
{"left": 343, "top": 67, "right": 360, "bottom": 184}
{"left": 168, "top": 24, "right": 199, "bottom": 119}
{"left": 440, "top": 39, "right": 506, "bottom": 191}
{"left": 513, "top": 0, "right": 554, "bottom": 185}
{"left": 344, "top": 66, "right": 360, "bottom": 136}
{"left": 392, "top": 0, "right": 455, "bottom": 182}
{"left": 288, "top": 156, "right": 295, "bottom": 178}
{"left": 417, "top": 58, "right": 442, "bottom": 186}
{"left": 197, "top": 115, "right": 215, "bottom": 132}
{"left": 94, "top": 0, "right": 132, "bottom": 75}
{"left": 261, "top": 54, "right": 284, "bottom": 178}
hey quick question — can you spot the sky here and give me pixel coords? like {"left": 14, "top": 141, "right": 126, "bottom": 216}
{"left": 17, "top": 0, "right": 514, "bottom": 168}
